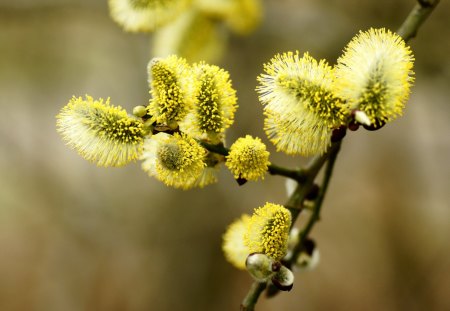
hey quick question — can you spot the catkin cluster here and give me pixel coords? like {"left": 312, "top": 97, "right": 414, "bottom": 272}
{"left": 57, "top": 26, "right": 415, "bottom": 285}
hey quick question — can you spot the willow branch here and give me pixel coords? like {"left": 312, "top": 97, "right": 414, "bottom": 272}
{"left": 285, "top": 142, "right": 339, "bottom": 220}
{"left": 290, "top": 141, "right": 341, "bottom": 263}
{"left": 397, "top": 0, "right": 440, "bottom": 42}
{"left": 240, "top": 282, "right": 267, "bottom": 311}
{"left": 239, "top": 2, "right": 440, "bottom": 309}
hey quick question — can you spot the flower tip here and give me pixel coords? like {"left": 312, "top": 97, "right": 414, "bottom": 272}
{"left": 354, "top": 110, "right": 371, "bottom": 126}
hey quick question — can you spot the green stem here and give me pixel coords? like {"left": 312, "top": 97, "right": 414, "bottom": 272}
{"left": 397, "top": 0, "right": 440, "bottom": 42}
{"left": 240, "top": 282, "right": 267, "bottom": 311}
{"left": 286, "top": 143, "right": 338, "bottom": 219}
{"left": 290, "top": 141, "right": 341, "bottom": 263}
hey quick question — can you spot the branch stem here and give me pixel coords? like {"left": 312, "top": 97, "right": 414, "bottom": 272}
{"left": 397, "top": 0, "right": 440, "bottom": 42}
{"left": 240, "top": 282, "right": 267, "bottom": 311}
{"left": 290, "top": 141, "right": 341, "bottom": 263}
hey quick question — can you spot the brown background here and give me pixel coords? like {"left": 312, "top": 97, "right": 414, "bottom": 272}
{"left": 0, "top": 0, "right": 449, "bottom": 310}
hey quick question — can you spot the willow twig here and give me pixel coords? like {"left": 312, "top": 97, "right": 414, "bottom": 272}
{"left": 397, "top": 0, "right": 440, "bottom": 42}
{"left": 240, "top": 282, "right": 267, "bottom": 311}
{"left": 290, "top": 141, "right": 341, "bottom": 263}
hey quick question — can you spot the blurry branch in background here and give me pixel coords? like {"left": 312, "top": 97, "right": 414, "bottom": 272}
{"left": 240, "top": 0, "right": 440, "bottom": 310}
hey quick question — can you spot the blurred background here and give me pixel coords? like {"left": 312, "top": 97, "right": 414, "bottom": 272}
{"left": 0, "top": 0, "right": 449, "bottom": 310}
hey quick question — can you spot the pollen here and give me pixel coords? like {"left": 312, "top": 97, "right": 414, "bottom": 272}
{"left": 147, "top": 55, "right": 196, "bottom": 126}
{"left": 141, "top": 132, "right": 207, "bottom": 189}
{"left": 257, "top": 51, "right": 348, "bottom": 156}
{"left": 334, "top": 28, "right": 415, "bottom": 127}
{"left": 225, "top": 135, "right": 270, "bottom": 181}
{"left": 56, "top": 95, "right": 145, "bottom": 167}
{"left": 244, "top": 203, "right": 292, "bottom": 261}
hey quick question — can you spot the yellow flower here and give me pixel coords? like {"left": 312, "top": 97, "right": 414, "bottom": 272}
{"left": 196, "top": 0, "right": 262, "bottom": 35}
{"left": 257, "top": 51, "right": 348, "bottom": 156}
{"left": 108, "top": 0, "right": 190, "bottom": 32}
{"left": 141, "top": 132, "right": 206, "bottom": 189}
{"left": 179, "top": 62, "right": 237, "bottom": 143}
{"left": 226, "top": 0, "right": 262, "bottom": 35}
{"left": 56, "top": 95, "right": 145, "bottom": 167}
{"left": 222, "top": 214, "right": 251, "bottom": 270}
{"left": 225, "top": 135, "right": 270, "bottom": 181}
{"left": 244, "top": 203, "right": 291, "bottom": 261}
{"left": 152, "top": 8, "right": 227, "bottom": 63}
{"left": 147, "top": 55, "right": 196, "bottom": 126}
{"left": 334, "top": 28, "right": 415, "bottom": 126}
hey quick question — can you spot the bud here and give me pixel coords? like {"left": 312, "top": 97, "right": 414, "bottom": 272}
{"left": 133, "top": 105, "right": 148, "bottom": 118}
{"left": 295, "top": 239, "right": 320, "bottom": 271}
{"left": 285, "top": 178, "right": 298, "bottom": 198}
{"left": 245, "top": 253, "right": 276, "bottom": 282}
{"left": 271, "top": 265, "right": 294, "bottom": 291}
{"left": 353, "top": 110, "right": 371, "bottom": 126}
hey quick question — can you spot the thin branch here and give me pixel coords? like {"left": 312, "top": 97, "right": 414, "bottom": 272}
{"left": 290, "top": 141, "right": 341, "bottom": 264}
{"left": 285, "top": 143, "right": 339, "bottom": 219}
{"left": 397, "top": 0, "right": 440, "bottom": 42}
{"left": 240, "top": 282, "right": 267, "bottom": 311}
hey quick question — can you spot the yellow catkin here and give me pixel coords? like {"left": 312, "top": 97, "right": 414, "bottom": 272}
{"left": 244, "top": 203, "right": 292, "bottom": 261}
{"left": 56, "top": 95, "right": 145, "bottom": 167}
{"left": 147, "top": 55, "right": 196, "bottom": 126}
{"left": 179, "top": 62, "right": 237, "bottom": 143}
{"left": 257, "top": 51, "right": 348, "bottom": 156}
{"left": 334, "top": 28, "right": 415, "bottom": 126}
{"left": 141, "top": 132, "right": 206, "bottom": 189}
{"left": 225, "top": 135, "right": 270, "bottom": 181}
{"left": 108, "top": 0, "right": 190, "bottom": 32}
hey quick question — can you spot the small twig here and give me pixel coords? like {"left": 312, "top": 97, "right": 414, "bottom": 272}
{"left": 397, "top": 0, "right": 440, "bottom": 42}
{"left": 240, "top": 282, "right": 267, "bottom": 311}
{"left": 285, "top": 143, "right": 339, "bottom": 219}
{"left": 290, "top": 141, "right": 341, "bottom": 264}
